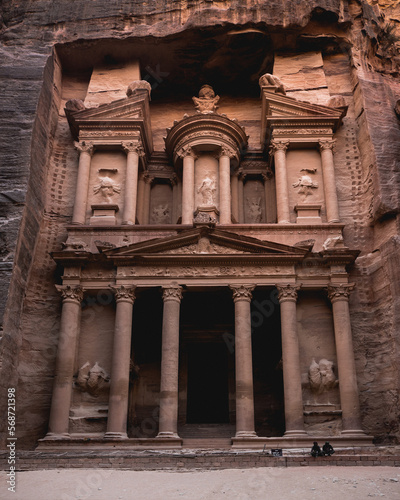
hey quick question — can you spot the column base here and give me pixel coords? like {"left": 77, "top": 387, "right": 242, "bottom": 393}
{"left": 278, "top": 220, "right": 291, "bottom": 224}
{"left": 42, "top": 432, "right": 70, "bottom": 440}
{"left": 341, "top": 429, "right": 368, "bottom": 437}
{"left": 284, "top": 430, "right": 307, "bottom": 437}
{"left": 235, "top": 431, "right": 258, "bottom": 438}
{"left": 104, "top": 432, "right": 128, "bottom": 440}
{"left": 156, "top": 431, "right": 180, "bottom": 439}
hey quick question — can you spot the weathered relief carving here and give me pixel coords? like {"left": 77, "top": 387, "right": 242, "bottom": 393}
{"left": 151, "top": 204, "right": 170, "bottom": 224}
{"left": 93, "top": 177, "right": 121, "bottom": 203}
{"left": 193, "top": 211, "right": 217, "bottom": 224}
{"left": 131, "top": 265, "right": 284, "bottom": 278}
{"left": 198, "top": 177, "right": 216, "bottom": 205}
{"left": 309, "top": 358, "right": 338, "bottom": 394}
{"left": 75, "top": 361, "right": 110, "bottom": 396}
{"left": 61, "top": 239, "right": 89, "bottom": 251}
{"left": 192, "top": 85, "right": 220, "bottom": 114}
{"left": 126, "top": 80, "right": 152, "bottom": 98}
{"left": 322, "top": 235, "right": 344, "bottom": 251}
{"left": 292, "top": 175, "right": 318, "bottom": 197}
{"left": 273, "top": 129, "right": 332, "bottom": 136}
{"left": 258, "top": 73, "right": 286, "bottom": 95}
{"left": 246, "top": 197, "right": 262, "bottom": 223}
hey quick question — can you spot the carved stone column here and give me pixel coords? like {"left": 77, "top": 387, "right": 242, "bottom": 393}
{"left": 136, "top": 173, "right": 146, "bottom": 224}
{"left": 327, "top": 284, "right": 364, "bottom": 434}
{"left": 262, "top": 171, "right": 276, "bottom": 223}
{"left": 157, "top": 285, "right": 183, "bottom": 438}
{"left": 219, "top": 147, "right": 234, "bottom": 224}
{"left": 122, "top": 141, "right": 143, "bottom": 225}
{"left": 179, "top": 147, "right": 196, "bottom": 225}
{"left": 319, "top": 140, "right": 340, "bottom": 223}
{"left": 231, "top": 173, "right": 239, "bottom": 223}
{"left": 277, "top": 284, "right": 306, "bottom": 436}
{"left": 230, "top": 285, "right": 257, "bottom": 437}
{"left": 270, "top": 140, "right": 290, "bottom": 224}
{"left": 142, "top": 174, "right": 154, "bottom": 225}
{"left": 238, "top": 171, "right": 245, "bottom": 223}
{"left": 46, "top": 285, "right": 83, "bottom": 437}
{"left": 105, "top": 285, "right": 136, "bottom": 439}
{"left": 72, "top": 141, "right": 94, "bottom": 224}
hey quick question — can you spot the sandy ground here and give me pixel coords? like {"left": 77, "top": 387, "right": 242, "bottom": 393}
{"left": 0, "top": 467, "right": 400, "bottom": 500}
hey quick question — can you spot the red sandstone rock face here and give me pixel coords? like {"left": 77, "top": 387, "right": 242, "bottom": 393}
{"left": 0, "top": 1, "right": 400, "bottom": 447}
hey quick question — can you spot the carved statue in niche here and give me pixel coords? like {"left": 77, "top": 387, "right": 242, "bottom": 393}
{"left": 75, "top": 361, "right": 110, "bottom": 396}
{"left": 292, "top": 175, "right": 318, "bottom": 197}
{"left": 198, "top": 176, "right": 216, "bottom": 205}
{"left": 93, "top": 177, "right": 121, "bottom": 203}
{"left": 309, "top": 358, "right": 338, "bottom": 395}
{"left": 258, "top": 73, "right": 286, "bottom": 95}
{"left": 192, "top": 85, "right": 220, "bottom": 114}
{"left": 246, "top": 197, "right": 262, "bottom": 223}
{"left": 151, "top": 204, "right": 170, "bottom": 224}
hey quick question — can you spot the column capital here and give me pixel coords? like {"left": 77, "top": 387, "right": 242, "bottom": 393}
{"left": 121, "top": 141, "right": 144, "bottom": 156}
{"left": 262, "top": 169, "right": 273, "bottom": 181}
{"left": 270, "top": 139, "right": 289, "bottom": 154}
{"left": 169, "top": 173, "right": 178, "bottom": 186}
{"left": 143, "top": 173, "right": 155, "bottom": 185}
{"left": 276, "top": 284, "right": 299, "bottom": 302}
{"left": 110, "top": 285, "right": 136, "bottom": 304}
{"left": 237, "top": 169, "right": 247, "bottom": 182}
{"left": 74, "top": 141, "right": 94, "bottom": 156}
{"left": 327, "top": 283, "right": 355, "bottom": 303}
{"left": 319, "top": 139, "right": 336, "bottom": 153}
{"left": 229, "top": 284, "right": 255, "bottom": 302}
{"left": 162, "top": 284, "right": 183, "bottom": 303}
{"left": 219, "top": 145, "right": 236, "bottom": 159}
{"left": 56, "top": 285, "right": 84, "bottom": 303}
{"left": 177, "top": 145, "right": 198, "bottom": 160}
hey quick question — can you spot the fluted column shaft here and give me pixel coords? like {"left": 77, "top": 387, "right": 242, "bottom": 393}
{"left": 157, "top": 285, "right": 183, "bottom": 438}
{"left": 180, "top": 148, "right": 196, "bottom": 225}
{"left": 47, "top": 286, "right": 83, "bottom": 437}
{"left": 105, "top": 286, "right": 136, "bottom": 439}
{"left": 122, "top": 142, "right": 143, "bottom": 225}
{"left": 277, "top": 284, "right": 306, "bottom": 436}
{"left": 219, "top": 148, "right": 233, "bottom": 224}
{"left": 270, "top": 140, "right": 290, "bottom": 224}
{"left": 328, "top": 284, "right": 363, "bottom": 434}
{"left": 72, "top": 142, "right": 94, "bottom": 224}
{"left": 319, "top": 140, "right": 340, "bottom": 223}
{"left": 230, "top": 285, "right": 257, "bottom": 438}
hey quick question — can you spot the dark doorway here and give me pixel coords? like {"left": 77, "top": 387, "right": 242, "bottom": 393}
{"left": 186, "top": 342, "right": 229, "bottom": 423}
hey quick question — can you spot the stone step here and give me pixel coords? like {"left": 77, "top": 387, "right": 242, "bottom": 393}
{"left": 179, "top": 424, "right": 235, "bottom": 438}
{"left": 182, "top": 438, "right": 232, "bottom": 449}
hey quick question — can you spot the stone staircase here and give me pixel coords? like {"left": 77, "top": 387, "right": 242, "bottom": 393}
{"left": 179, "top": 423, "right": 234, "bottom": 449}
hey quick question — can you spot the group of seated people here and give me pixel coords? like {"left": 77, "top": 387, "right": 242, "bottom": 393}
{"left": 311, "top": 441, "right": 335, "bottom": 457}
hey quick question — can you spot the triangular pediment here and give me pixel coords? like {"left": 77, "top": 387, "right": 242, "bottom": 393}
{"left": 262, "top": 89, "right": 344, "bottom": 119}
{"left": 66, "top": 93, "right": 151, "bottom": 141}
{"left": 103, "top": 227, "right": 307, "bottom": 263}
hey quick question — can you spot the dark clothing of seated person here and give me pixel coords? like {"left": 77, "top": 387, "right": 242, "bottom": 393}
{"left": 311, "top": 441, "right": 324, "bottom": 457}
{"left": 322, "top": 442, "right": 335, "bottom": 456}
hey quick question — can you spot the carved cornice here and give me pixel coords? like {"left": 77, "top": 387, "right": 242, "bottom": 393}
{"left": 74, "top": 141, "right": 94, "bottom": 156}
{"left": 270, "top": 139, "right": 290, "bottom": 154}
{"left": 122, "top": 141, "right": 144, "bottom": 156}
{"left": 110, "top": 285, "right": 136, "bottom": 303}
{"left": 319, "top": 139, "right": 336, "bottom": 153}
{"left": 327, "top": 283, "right": 354, "bottom": 303}
{"left": 229, "top": 284, "right": 255, "bottom": 302}
{"left": 276, "top": 284, "right": 299, "bottom": 302}
{"left": 162, "top": 285, "right": 183, "bottom": 302}
{"left": 56, "top": 285, "right": 84, "bottom": 303}
{"left": 273, "top": 128, "right": 332, "bottom": 136}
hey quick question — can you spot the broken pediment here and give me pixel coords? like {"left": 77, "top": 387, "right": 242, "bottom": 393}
{"left": 102, "top": 227, "right": 308, "bottom": 264}
{"left": 65, "top": 90, "right": 153, "bottom": 153}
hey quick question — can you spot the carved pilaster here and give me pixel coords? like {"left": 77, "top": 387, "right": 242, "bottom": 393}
{"left": 319, "top": 139, "right": 336, "bottom": 153}
{"left": 56, "top": 285, "right": 84, "bottom": 304}
{"left": 110, "top": 285, "right": 136, "bottom": 304}
{"left": 74, "top": 141, "right": 94, "bottom": 156}
{"left": 276, "top": 284, "right": 299, "bottom": 302}
{"left": 327, "top": 283, "right": 355, "bottom": 303}
{"left": 229, "top": 285, "right": 255, "bottom": 302}
{"left": 269, "top": 139, "right": 289, "bottom": 155}
{"left": 162, "top": 285, "right": 183, "bottom": 303}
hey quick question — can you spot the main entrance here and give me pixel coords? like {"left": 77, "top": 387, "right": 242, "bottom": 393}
{"left": 186, "top": 341, "right": 229, "bottom": 423}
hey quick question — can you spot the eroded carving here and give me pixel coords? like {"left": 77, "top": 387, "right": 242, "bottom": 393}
{"left": 192, "top": 85, "right": 220, "bottom": 114}
{"left": 75, "top": 361, "right": 110, "bottom": 396}
{"left": 258, "top": 73, "right": 286, "bottom": 95}
{"left": 246, "top": 197, "right": 262, "bottom": 223}
{"left": 93, "top": 177, "right": 121, "bottom": 203}
{"left": 151, "top": 204, "right": 170, "bottom": 224}
{"left": 198, "top": 177, "right": 216, "bottom": 205}
{"left": 309, "top": 358, "right": 338, "bottom": 394}
{"left": 292, "top": 175, "right": 318, "bottom": 197}
{"left": 126, "top": 80, "right": 152, "bottom": 97}
{"left": 322, "top": 235, "right": 345, "bottom": 251}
